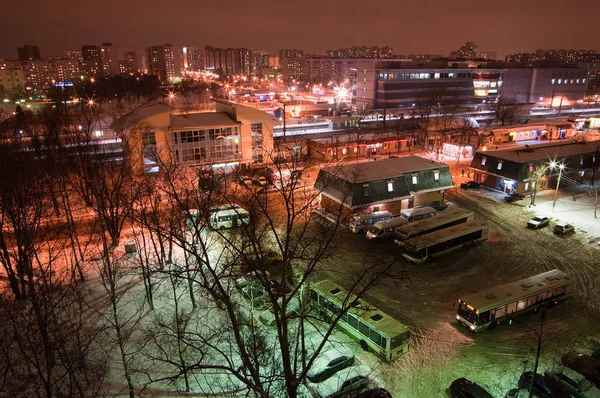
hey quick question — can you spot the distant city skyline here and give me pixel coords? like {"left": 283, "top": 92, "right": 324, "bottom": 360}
{"left": 1, "top": 0, "right": 599, "bottom": 59}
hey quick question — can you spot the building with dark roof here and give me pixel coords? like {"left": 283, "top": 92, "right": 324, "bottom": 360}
{"left": 469, "top": 140, "right": 600, "bottom": 194}
{"left": 314, "top": 156, "right": 454, "bottom": 215}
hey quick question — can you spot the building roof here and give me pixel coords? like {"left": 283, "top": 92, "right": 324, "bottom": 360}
{"left": 118, "top": 102, "right": 174, "bottom": 127}
{"left": 478, "top": 140, "right": 600, "bottom": 164}
{"left": 320, "top": 156, "right": 449, "bottom": 183}
{"left": 169, "top": 112, "right": 239, "bottom": 129}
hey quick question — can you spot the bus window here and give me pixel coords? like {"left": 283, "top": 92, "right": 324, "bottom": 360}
{"left": 347, "top": 313, "right": 359, "bottom": 329}
{"left": 557, "top": 286, "right": 566, "bottom": 295}
{"left": 479, "top": 311, "right": 490, "bottom": 324}
{"left": 506, "top": 302, "right": 517, "bottom": 314}
{"left": 517, "top": 299, "right": 527, "bottom": 311}
{"left": 547, "top": 289, "right": 556, "bottom": 298}
{"left": 495, "top": 305, "right": 506, "bottom": 318}
{"left": 537, "top": 292, "right": 547, "bottom": 302}
{"left": 359, "top": 321, "right": 370, "bottom": 337}
{"left": 527, "top": 296, "right": 538, "bottom": 307}
{"left": 370, "top": 329, "right": 384, "bottom": 347}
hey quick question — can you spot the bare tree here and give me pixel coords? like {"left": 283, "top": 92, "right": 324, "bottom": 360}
{"left": 494, "top": 97, "right": 524, "bottom": 126}
{"left": 528, "top": 164, "right": 550, "bottom": 206}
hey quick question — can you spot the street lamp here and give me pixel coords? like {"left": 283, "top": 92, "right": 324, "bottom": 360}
{"left": 508, "top": 308, "right": 547, "bottom": 398}
{"left": 549, "top": 161, "right": 565, "bottom": 207}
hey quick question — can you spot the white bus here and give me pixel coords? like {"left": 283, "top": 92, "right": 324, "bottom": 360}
{"left": 365, "top": 217, "right": 408, "bottom": 240}
{"left": 349, "top": 211, "right": 392, "bottom": 233}
{"left": 399, "top": 206, "right": 437, "bottom": 222}
{"left": 399, "top": 220, "right": 489, "bottom": 264}
{"left": 210, "top": 207, "right": 250, "bottom": 229}
{"left": 394, "top": 208, "right": 474, "bottom": 242}
{"left": 309, "top": 280, "right": 410, "bottom": 362}
{"left": 457, "top": 269, "right": 576, "bottom": 332}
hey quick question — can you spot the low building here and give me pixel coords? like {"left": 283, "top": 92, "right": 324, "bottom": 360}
{"left": 484, "top": 119, "right": 576, "bottom": 145}
{"left": 469, "top": 140, "right": 600, "bottom": 194}
{"left": 118, "top": 100, "right": 275, "bottom": 173}
{"left": 314, "top": 156, "right": 454, "bottom": 215}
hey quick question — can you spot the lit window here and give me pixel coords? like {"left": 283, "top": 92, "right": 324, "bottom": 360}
{"left": 342, "top": 147, "right": 348, "bottom": 155}
{"left": 481, "top": 157, "right": 487, "bottom": 165}
{"left": 363, "top": 78, "right": 367, "bottom": 83}
{"left": 581, "top": 171, "right": 585, "bottom": 177}
{"left": 558, "top": 79, "right": 562, "bottom": 84}
{"left": 434, "top": 73, "right": 440, "bottom": 79}
{"left": 387, "top": 180, "right": 394, "bottom": 192}
{"left": 571, "top": 79, "right": 574, "bottom": 84}
{"left": 577, "top": 79, "right": 580, "bottom": 84}
{"left": 580, "top": 156, "right": 584, "bottom": 165}
{"left": 583, "top": 78, "right": 587, "bottom": 83}
{"left": 411, "top": 175, "right": 418, "bottom": 184}
{"left": 594, "top": 155, "right": 596, "bottom": 163}
{"left": 363, "top": 68, "right": 367, "bottom": 74}
{"left": 434, "top": 171, "right": 440, "bottom": 181}
{"left": 525, "top": 182, "right": 530, "bottom": 191}
{"left": 532, "top": 181, "right": 536, "bottom": 189}
{"left": 354, "top": 146, "right": 359, "bottom": 153}
{"left": 497, "top": 161, "right": 503, "bottom": 170}
{"left": 362, "top": 183, "right": 370, "bottom": 197}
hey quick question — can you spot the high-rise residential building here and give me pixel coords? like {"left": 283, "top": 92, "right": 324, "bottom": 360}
{"left": 182, "top": 46, "right": 203, "bottom": 71}
{"left": 124, "top": 52, "right": 139, "bottom": 74}
{"left": 204, "top": 46, "right": 250, "bottom": 76}
{"left": 251, "top": 50, "right": 270, "bottom": 74}
{"left": 64, "top": 50, "right": 83, "bottom": 62}
{"left": 81, "top": 45, "right": 102, "bottom": 76}
{"left": 476, "top": 52, "right": 497, "bottom": 61}
{"left": 450, "top": 41, "right": 478, "bottom": 59}
{"left": 325, "top": 46, "right": 393, "bottom": 59}
{"left": 100, "top": 42, "right": 119, "bottom": 75}
{"left": 145, "top": 44, "right": 180, "bottom": 82}
{"left": 17, "top": 45, "right": 41, "bottom": 61}
{"left": 279, "top": 49, "right": 304, "bottom": 59}
{"left": 0, "top": 66, "right": 26, "bottom": 93}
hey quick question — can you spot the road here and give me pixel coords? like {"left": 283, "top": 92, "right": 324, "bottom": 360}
{"left": 317, "top": 186, "right": 600, "bottom": 397}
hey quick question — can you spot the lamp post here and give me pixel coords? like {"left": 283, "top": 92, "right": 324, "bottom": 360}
{"left": 550, "top": 161, "right": 565, "bottom": 207}
{"left": 508, "top": 308, "right": 547, "bottom": 398}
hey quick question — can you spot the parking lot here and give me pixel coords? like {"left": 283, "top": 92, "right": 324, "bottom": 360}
{"left": 317, "top": 186, "right": 600, "bottom": 397}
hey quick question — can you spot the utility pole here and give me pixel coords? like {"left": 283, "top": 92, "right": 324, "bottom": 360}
{"left": 553, "top": 164, "right": 564, "bottom": 207}
{"left": 529, "top": 308, "right": 546, "bottom": 398}
{"left": 558, "top": 97, "right": 563, "bottom": 116}
{"left": 549, "top": 90, "right": 555, "bottom": 109}
{"left": 283, "top": 103, "right": 286, "bottom": 139}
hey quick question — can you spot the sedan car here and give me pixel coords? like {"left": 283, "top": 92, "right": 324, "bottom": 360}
{"left": 460, "top": 181, "right": 480, "bottom": 189}
{"left": 527, "top": 216, "right": 550, "bottom": 229}
{"left": 553, "top": 223, "right": 575, "bottom": 236}
{"left": 429, "top": 201, "right": 450, "bottom": 211}
{"left": 313, "top": 366, "right": 369, "bottom": 398}
{"left": 307, "top": 345, "right": 355, "bottom": 383}
{"left": 561, "top": 353, "right": 600, "bottom": 388}
{"left": 239, "top": 175, "right": 253, "bottom": 186}
{"left": 518, "top": 371, "right": 571, "bottom": 398}
{"left": 505, "top": 193, "right": 525, "bottom": 202}
{"left": 447, "top": 378, "right": 493, "bottom": 398}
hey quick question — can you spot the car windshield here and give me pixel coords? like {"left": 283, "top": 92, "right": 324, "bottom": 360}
{"left": 532, "top": 217, "right": 543, "bottom": 222}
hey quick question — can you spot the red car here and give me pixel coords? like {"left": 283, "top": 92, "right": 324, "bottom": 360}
{"left": 561, "top": 353, "right": 600, "bottom": 389}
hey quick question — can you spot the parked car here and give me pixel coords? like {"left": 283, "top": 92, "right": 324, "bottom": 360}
{"left": 527, "top": 216, "right": 550, "bottom": 229}
{"left": 447, "top": 378, "right": 493, "bottom": 398}
{"left": 429, "top": 201, "right": 449, "bottom": 211}
{"left": 518, "top": 371, "right": 571, "bottom": 398}
{"left": 505, "top": 193, "right": 526, "bottom": 202}
{"left": 235, "top": 270, "right": 272, "bottom": 289}
{"left": 544, "top": 370, "right": 600, "bottom": 398}
{"left": 353, "top": 388, "right": 392, "bottom": 398}
{"left": 253, "top": 176, "right": 268, "bottom": 186}
{"left": 259, "top": 296, "right": 301, "bottom": 326}
{"left": 561, "top": 353, "right": 600, "bottom": 388}
{"left": 553, "top": 223, "right": 575, "bottom": 236}
{"left": 239, "top": 175, "right": 253, "bottom": 186}
{"left": 460, "top": 181, "right": 480, "bottom": 189}
{"left": 313, "top": 366, "right": 369, "bottom": 398}
{"left": 307, "top": 345, "right": 355, "bottom": 383}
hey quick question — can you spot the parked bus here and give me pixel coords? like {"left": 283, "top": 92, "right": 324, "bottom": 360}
{"left": 456, "top": 269, "right": 576, "bottom": 332}
{"left": 399, "top": 206, "right": 437, "bottom": 222}
{"left": 399, "top": 220, "right": 488, "bottom": 264}
{"left": 210, "top": 207, "right": 250, "bottom": 229}
{"left": 394, "top": 208, "right": 474, "bottom": 242}
{"left": 366, "top": 217, "right": 408, "bottom": 240}
{"left": 309, "top": 280, "right": 410, "bottom": 362}
{"left": 349, "top": 211, "right": 392, "bottom": 233}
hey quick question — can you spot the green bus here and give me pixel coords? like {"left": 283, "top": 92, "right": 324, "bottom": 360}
{"left": 310, "top": 280, "right": 410, "bottom": 362}
{"left": 457, "top": 269, "right": 576, "bottom": 332}
{"left": 399, "top": 220, "right": 488, "bottom": 264}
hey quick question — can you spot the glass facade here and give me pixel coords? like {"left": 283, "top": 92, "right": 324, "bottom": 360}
{"left": 171, "top": 127, "right": 240, "bottom": 164}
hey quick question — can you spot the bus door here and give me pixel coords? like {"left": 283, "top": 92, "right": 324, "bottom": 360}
{"left": 232, "top": 215, "right": 239, "bottom": 228}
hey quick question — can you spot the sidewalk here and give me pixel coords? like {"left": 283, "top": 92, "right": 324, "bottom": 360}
{"left": 523, "top": 189, "right": 600, "bottom": 239}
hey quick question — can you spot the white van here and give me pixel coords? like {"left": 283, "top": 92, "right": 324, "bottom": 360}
{"left": 210, "top": 207, "right": 250, "bottom": 229}
{"left": 399, "top": 206, "right": 437, "bottom": 222}
{"left": 348, "top": 211, "right": 392, "bottom": 233}
{"left": 366, "top": 217, "right": 409, "bottom": 240}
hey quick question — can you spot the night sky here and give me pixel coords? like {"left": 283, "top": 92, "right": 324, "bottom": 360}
{"left": 2, "top": 0, "right": 599, "bottom": 58}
